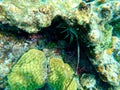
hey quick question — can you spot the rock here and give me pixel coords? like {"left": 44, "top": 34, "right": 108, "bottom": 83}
{"left": 0, "top": 63, "right": 9, "bottom": 78}
{"left": 80, "top": 73, "right": 96, "bottom": 90}
{"left": 81, "top": 0, "right": 120, "bottom": 86}
{"left": 0, "top": 0, "right": 83, "bottom": 33}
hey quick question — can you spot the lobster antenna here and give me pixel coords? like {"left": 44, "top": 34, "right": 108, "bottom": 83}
{"left": 76, "top": 38, "right": 80, "bottom": 75}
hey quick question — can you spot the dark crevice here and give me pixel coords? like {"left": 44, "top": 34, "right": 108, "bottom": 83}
{"left": 0, "top": 22, "right": 29, "bottom": 39}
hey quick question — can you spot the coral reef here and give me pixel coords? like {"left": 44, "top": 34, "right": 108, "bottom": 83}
{"left": 0, "top": 0, "right": 120, "bottom": 89}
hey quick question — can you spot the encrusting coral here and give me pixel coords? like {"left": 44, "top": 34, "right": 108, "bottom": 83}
{"left": 7, "top": 49, "right": 78, "bottom": 90}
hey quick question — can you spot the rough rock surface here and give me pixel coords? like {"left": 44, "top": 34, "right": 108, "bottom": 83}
{"left": 80, "top": 73, "right": 96, "bottom": 90}
{"left": 86, "top": 1, "right": 120, "bottom": 86}
{"left": 0, "top": 0, "right": 83, "bottom": 33}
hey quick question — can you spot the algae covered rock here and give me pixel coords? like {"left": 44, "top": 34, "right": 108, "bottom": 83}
{"left": 7, "top": 49, "right": 47, "bottom": 90}
{"left": 82, "top": 0, "right": 120, "bottom": 86}
{"left": 48, "top": 58, "right": 77, "bottom": 90}
{"left": 0, "top": 0, "right": 82, "bottom": 33}
{"left": 80, "top": 73, "right": 96, "bottom": 90}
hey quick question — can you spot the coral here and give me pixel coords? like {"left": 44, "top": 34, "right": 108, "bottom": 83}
{"left": 7, "top": 49, "right": 78, "bottom": 90}
{"left": 48, "top": 58, "right": 77, "bottom": 90}
{"left": 7, "top": 49, "right": 47, "bottom": 90}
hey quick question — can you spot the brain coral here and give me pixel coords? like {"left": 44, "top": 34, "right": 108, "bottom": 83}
{"left": 7, "top": 49, "right": 78, "bottom": 90}
{"left": 7, "top": 49, "right": 47, "bottom": 90}
{"left": 48, "top": 58, "right": 77, "bottom": 90}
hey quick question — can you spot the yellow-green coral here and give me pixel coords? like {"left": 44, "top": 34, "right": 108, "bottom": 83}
{"left": 7, "top": 49, "right": 78, "bottom": 90}
{"left": 7, "top": 49, "right": 47, "bottom": 90}
{"left": 48, "top": 58, "right": 77, "bottom": 90}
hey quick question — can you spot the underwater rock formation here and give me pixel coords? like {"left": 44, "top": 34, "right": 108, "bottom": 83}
{"left": 0, "top": 0, "right": 83, "bottom": 33}
{"left": 7, "top": 49, "right": 78, "bottom": 90}
{"left": 86, "top": 0, "right": 120, "bottom": 86}
{"left": 0, "top": 0, "right": 120, "bottom": 88}
{"left": 80, "top": 73, "right": 96, "bottom": 90}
